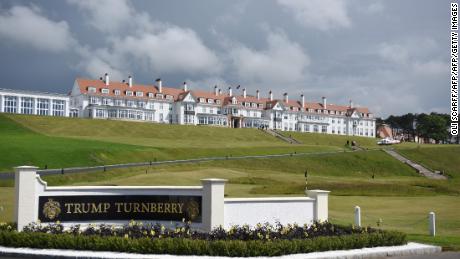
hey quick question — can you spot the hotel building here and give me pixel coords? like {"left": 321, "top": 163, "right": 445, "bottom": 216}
{"left": 1, "top": 74, "right": 376, "bottom": 138}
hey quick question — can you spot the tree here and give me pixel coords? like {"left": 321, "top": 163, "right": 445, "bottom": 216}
{"left": 416, "top": 113, "right": 449, "bottom": 143}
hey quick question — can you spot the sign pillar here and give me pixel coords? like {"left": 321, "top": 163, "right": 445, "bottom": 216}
{"left": 14, "top": 166, "right": 39, "bottom": 231}
{"left": 201, "top": 178, "right": 227, "bottom": 232}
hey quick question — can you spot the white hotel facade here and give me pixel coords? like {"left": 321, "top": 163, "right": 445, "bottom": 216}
{"left": 1, "top": 74, "right": 376, "bottom": 138}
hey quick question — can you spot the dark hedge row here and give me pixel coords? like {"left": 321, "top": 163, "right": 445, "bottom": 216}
{"left": 22, "top": 221, "right": 380, "bottom": 241}
{"left": 0, "top": 222, "right": 406, "bottom": 257}
{"left": 0, "top": 230, "right": 406, "bottom": 256}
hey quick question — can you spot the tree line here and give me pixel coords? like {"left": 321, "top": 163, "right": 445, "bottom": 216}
{"left": 379, "top": 113, "right": 456, "bottom": 143}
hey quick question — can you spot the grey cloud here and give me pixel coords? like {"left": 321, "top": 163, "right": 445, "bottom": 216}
{"left": 277, "top": 0, "right": 351, "bottom": 31}
{"left": 0, "top": 5, "right": 76, "bottom": 52}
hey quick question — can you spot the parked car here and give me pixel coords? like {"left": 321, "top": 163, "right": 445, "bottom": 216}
{"left": 377, "top": 138, "right": 400, "bottom": 145}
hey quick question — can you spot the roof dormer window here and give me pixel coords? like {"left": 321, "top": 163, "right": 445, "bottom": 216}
{"left": 148, "top": 93, "right": 154, "bottom": 98}
{"left": 136, "top": 91, "right": 143, "bottom": 97}
{"left": 126, "top": 90, "right": 133, "bottom": 96}
{"left": 166, "top": 95, "right": 173, "bottom": 100}
{"left": 101, "top": 88, "right": 109, "bottom": 94}
{"left": 207, "top": 99, "right": 213, "bottom": 104}
{"left": 232, "top": 97, "right": 237, "bottom": 105}
{"left": 245, "top": 102, "right": 250, "bottom": 107}
{"left": 88, "top": 87, "right": 96, "bottom": 93}
{"left": 114, "top": 90, "right": 121, "bottom": 96}
{"left": 259, "top": 104, "right": 264, "bottom": 108}
{"left": 216, "top": 100, "right": 221, "bottom": 104}
{"left": 199, "top": 98, "right": 205, "bottom": 103}
{"left": 252, "top": 103, "right": 257, "bottom": 108}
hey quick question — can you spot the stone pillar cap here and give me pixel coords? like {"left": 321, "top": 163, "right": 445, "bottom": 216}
{"left": 14, "top": 166, "right": 39, "bottom": 171}
{"left": 201, "top": 178, "right": 228, "bottom": 183}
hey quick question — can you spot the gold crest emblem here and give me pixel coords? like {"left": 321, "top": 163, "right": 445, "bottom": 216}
{"left": 184, "top": 200, "right": 200, "bottom": 221}
{"left": 43, "top": 198, "right": 61, "bottom": 220}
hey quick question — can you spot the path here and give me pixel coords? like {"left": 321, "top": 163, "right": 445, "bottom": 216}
{"left": 261, "top": 128, "right": 302, "bottom": 144}
{"left": 383, "top": 149, "right": 447, "bottom": 180}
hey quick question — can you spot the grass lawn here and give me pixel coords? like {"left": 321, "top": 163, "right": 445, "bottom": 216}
{"left": 0, "top": 114, "right": 345, "bottom": 171}
{"left": 282, "top": 131, "right": 380, "bottom": 149}
{"left": 0, "top": 114, "right": 459, "bottom": 250}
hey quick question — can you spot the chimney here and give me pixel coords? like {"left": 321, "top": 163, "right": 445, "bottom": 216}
{"left": 228, "top": 87, "right": 233, "bottom": 97}
{"left": 322, "top": 96, "right": 327, "bottom": 109}
{"left": 243, "top": 88, "right": 247, "bottom": 98}
{"left": 283, "top": 93, "right": 288, "bottom": 103}
{"left": 183, "top": 81, "right": 188, "bottom": 91}
{"left": 128, "top": 75, "right": 133, "bottom": 88}
{"left": 219, "top": 89, "right": 222, "bottom": 95}
{"left": 349, "top": 99, "right": 354, "bottom": 108}
{"left": 301, "top": 94, "right": 305, "bottom": 108}
{"left": 156, "top": 78, "right": 162, "bottom": 93}
{"left": 104, "top": 73, "right": 109, "bottom": 86}
{"left": 269, "top": 90, "right": 273, "bottom": 101}
{"left": 214, "top": 85, "right": 218, "bottom": 96}
{"left": 256, "top": 90, "right": 260, "bottom": 100}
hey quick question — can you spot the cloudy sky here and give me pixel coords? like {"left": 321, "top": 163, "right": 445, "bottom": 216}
{"left": 0, "top": 0, "right": 450, "bottom": 117}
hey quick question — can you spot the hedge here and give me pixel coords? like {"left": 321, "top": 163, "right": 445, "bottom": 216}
{"left": 0, "top": 229, "right": 406, "bottom": 257}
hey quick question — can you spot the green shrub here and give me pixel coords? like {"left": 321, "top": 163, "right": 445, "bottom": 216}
{"left": 0, "top": 229, "right": 406, "bottom": 256}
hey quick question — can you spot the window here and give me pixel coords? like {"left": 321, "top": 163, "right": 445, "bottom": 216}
{"left": 88, "top": 87, "right": 96, "bottom": 93}
{"left": 115, "top": 99, "right": 124, "bottom": 106}
{"left": 259, "top": 104, "right": 264, "bottom": 108}
{"left": 102, "top": 98, "right": 110, "bottom": 105}
{"left": 108, "top": 109, "right": 117, "bottom": 118}
{"left": 4, "top": 96, "right": 17, "bottom": 113}
{"left": 90, "top": 96, "right": 99, "bottom": 104}
{"left": 114, "top": 90, "right": 121, "bottom": 96}
{"left": 156, "top": 94, "right": 163, "bottom": 98}
{"left": 148, "top": 93, "right": 154, "bottom": 98}
{"left": 20, "top": 97, "right": 34, "bottom": 114}
{"left": 37, "top": 98, "right": 50, "bottom": 116}
{"left": 216, "top": 100, "right": 221, "bottom": 105}
{"left": 166, "top": 95, "right": 173, "bottom": 100}
{"left": 95, "top": 109, "right": 105, "bottom": 118}
{"left": 321, "top": 126, "right": 327, "bottom": 133}
{"left": 126, "top": 91, "right": 133, "bottom": 96}
{"left": 207, "top": 99, "right": 213, "bottom": 104}
{"left": 127, "top": 100, "right": 135, "bottom": 107}
{"left": 101, "top": 88, "right": 109, "bottom": 94}
{"left": 136, "top": 91, "right": 143, "bottom": 97}
{"left": 52, "top": 100, "right": 65, "bottom": 116}
{"left": 232, "top": 98, "right": 237, "bottom": 104}
{"left": 199, "top": 98, "right": 205, "bottom": 103}
{"left": 313, "top": 125, "right": 319, "bottom": 133}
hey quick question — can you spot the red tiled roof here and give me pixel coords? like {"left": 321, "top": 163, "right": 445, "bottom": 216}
{"left": 75, "top": 78, "right": 372, "bottom": 115}
{"left": 75, "top": 78, "right": 183, "bottom": 101}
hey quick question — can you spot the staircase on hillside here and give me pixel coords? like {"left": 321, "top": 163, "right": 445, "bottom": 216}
{"left": 383, "top": 149, "right": 447, "bottom": 180}
{"left": 261, "top": 129, "right": 302, "bottom": 144}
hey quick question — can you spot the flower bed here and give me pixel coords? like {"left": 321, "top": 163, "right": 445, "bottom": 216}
{"left": 0, "top": 221, "right": 406, "bottom": 257}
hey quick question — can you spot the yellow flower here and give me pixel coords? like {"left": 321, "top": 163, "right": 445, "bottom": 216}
{"left": 124, "top": 234, "right": 129, "bottom": 239}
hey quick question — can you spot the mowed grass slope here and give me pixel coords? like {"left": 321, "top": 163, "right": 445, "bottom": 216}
{"left": 6, "top": 114, "right": 283, "bottom": 148}
{"left": 0, "top": 115, "right": 162, "bottom": 171}
{"left": 0, "top": 114, "right": 369, "bottom": 171}
{"left": 397, "top": 146, "right": 460, "bottom": 178}
{"left": 284, "top": 131, "right": 379, "bottom": 149}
